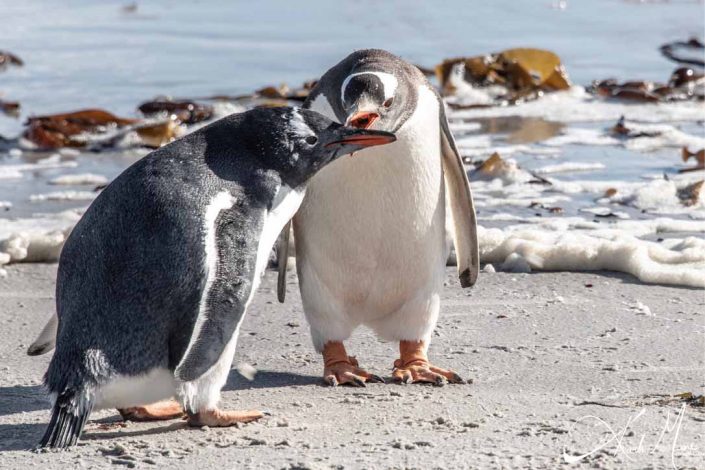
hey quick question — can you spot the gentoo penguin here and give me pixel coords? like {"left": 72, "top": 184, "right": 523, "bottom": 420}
{"left": 39, "top": 106, "right": 395, "bottom": 448}
{"left": 278, "top": 49, "right": 479, "bottom": 386}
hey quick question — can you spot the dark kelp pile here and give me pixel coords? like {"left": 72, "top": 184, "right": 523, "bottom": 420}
{"left": 23, "top": 109, "right": 186, "bottom": 150}
{"left": 590, "top": 66, "right": 704, "bottom": 103}
{"left": 138, "top": 99, "right": 213, "bottom": 125}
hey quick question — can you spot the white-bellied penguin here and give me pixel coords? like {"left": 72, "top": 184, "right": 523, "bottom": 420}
{"left": 278, "top": 49, "right": 479, "bottom": 386}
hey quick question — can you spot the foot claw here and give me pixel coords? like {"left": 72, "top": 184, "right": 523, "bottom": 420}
{"left": 393, "top": 362, "right": 464, "bottom": 386}
{"left": 350, "top": 375, "right": 366, "bottom": 388}
{"left": 367, "top": 374, "right": 386, "bottom": 384}
{"left": 322, "top": 342, "right": 381, "bottom": 387}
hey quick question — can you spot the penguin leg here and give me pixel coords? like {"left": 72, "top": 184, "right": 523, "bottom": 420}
{"left": 322, "top": 341, "right": 385, "bottom": 387}
{"left": 392, "top": 340, "right": 466, "bottom": 386}
{"left": 118, "top": 399, "right": 185, "bottom": 422}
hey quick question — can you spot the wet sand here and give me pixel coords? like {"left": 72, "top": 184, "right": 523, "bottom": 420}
{"left": 0, "top": 264, "right": 703, "bottom": 469}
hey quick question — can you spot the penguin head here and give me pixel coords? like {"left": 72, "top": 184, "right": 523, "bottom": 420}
{"left": 332, "top": 49, "right": 422, "bottom": 133}
{"left": 241, "top": 107, "right": 396, "bottom": 186}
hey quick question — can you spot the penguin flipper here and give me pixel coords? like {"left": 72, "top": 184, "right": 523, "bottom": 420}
{"left": 276, "top": 220, "right": 292, "bottom": 303}
{"left": 28, "top": 312, "right": 58, "bottom": 356}
{"left": 439, "top": 103, "right": 480, "bottom": 288}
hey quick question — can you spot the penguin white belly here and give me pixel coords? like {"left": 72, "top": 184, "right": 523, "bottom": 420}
{"left": 297, "top": 87, "right": 447, "bottom": 345}
{"left": 177, "top": 185, "right": 305, "bottom": 412}
{"left": 94, "top": 368, "right": 177, "bottom": 410}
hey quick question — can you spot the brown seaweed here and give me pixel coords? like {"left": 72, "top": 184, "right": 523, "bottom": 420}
{"left": 660, "top": 38, "right": 705, "bottom": 68}
{"left": 680, "top": 147, "right": 705, "bottom": 173}
{"left": 0, "top": 100, "right": 20, "bottom": 117}
{"left": 0, "top": 50, "right": 23, "bottom": 70}
{"left": 255, "top": 80, "right": 317, "bottom": 102}
{"left": 435, "top": 48, "right": 571, "bottom": 101}
{"left": 24, "top": 109, "right": 138, "bottom": 149}
{"left": 611, "top": 116, "right": 662, "bottom": 138}
{"left": 138, "top": 99, "right": 213, "bottom": 125}
{"left": 678, "top": 180, "right": 704, "bottom": 206}
{"left": 134, "top": 120, "right": 182, "bottom": 149}
{"left": 591, "top": 65, "right": 704, "bottom": 103}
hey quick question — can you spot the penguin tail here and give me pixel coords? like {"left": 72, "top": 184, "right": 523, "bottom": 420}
{"left": 39, "top": 388, "right": 94, "bottom": 449}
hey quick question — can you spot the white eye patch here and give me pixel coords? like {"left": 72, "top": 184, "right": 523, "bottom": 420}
{"left": 282, "top": 109, "right": 316, "bottom": 163}
{"left": 341, "top": 72, "right": 398, "bottom": 104}
{"left": 290, "top": 108, "right": 314, "bottom": 138}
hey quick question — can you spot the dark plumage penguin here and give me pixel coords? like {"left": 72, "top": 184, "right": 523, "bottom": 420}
{"left": 39, "top": 107, "right": 395, "bottom": 448}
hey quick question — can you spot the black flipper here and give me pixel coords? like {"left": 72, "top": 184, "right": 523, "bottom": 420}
{"left": 174, "top": 207, "right": 262, "bottom": 383}
{"left": 437, "top": 91, "right": 480, "bottom": 287}
{"left": 39, "top": 388, "right": 93, "bottom": 449}
{"left": 277, "top": 220, "right": 291, "bottom": 303}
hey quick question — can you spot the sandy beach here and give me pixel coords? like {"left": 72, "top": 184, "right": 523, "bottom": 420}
{"left": 1, "top": 263, "right": 703, "bottom": 469}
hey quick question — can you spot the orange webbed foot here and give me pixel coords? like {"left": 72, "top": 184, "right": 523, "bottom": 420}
{"left": 322, "top": 341, "right": 384, "bottom": 387}
{"left": 392, "top": 340, "right": 466, "bottom": 386}
{"left": 118, "top": 399, "right": 186, "bottom": 422}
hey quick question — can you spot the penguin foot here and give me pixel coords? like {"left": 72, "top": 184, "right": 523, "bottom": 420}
{"left": 186, "top": 409, "right": 264, "bottom": 427}
{"left": 392, "top": 340, "right": 466, "bottom": 386}
{"left": 118, "top": 399, "right": 186, "bottom": 422}
{"left": 322, "top": 341, "right": 384, "bottom": 387}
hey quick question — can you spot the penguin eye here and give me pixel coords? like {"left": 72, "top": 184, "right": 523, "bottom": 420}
{"left": 305, "top": 136, "right": 318, "bottom": 145}
{"left": 383, "top": 97, "right": 394, "bottom": 108}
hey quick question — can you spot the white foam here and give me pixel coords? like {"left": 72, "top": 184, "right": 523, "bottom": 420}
{"left": 535, "top": 162, "right": 606, "bottom": 174}
{"left": 30, "top": 191, "right": 97, "bottom": 202}
{"left": 0, "top": 210, "right": 82, "bottom": 263}
{"left": 0, "top": 160, "right": 78, "bottom": 180}
{"left": 449, "top": 86, "right": 705, "bottom": 123}
{"left": 478, "top": 225, "right": 705, "bottom": 288}
{"left": 448, "top": 121, "right": 482, "bottom": 132}
{"left": 48, "top": 173, "right": 109, "bottom": 186}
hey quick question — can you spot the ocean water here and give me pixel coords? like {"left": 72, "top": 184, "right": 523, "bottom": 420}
{"left": 0, "top": 0, "right": 704, "bottom": 286}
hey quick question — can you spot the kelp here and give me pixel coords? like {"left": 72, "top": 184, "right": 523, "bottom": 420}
{"left": 469, "top": 152, "right": 513, "bottom": 180}
{"left": 0, "top": 100, "right": 20, "bottom": 117}
{"left": 610, "top": 116, "right": 662, "bottom": 138}
{"left": 133, "top": 120, "right": 182, "bottom": 149}
{"left": 680, "top": 147, "right": 705, "bottom": 173}
{"left": 678, "top": 180, "right": 704, "bottom": 207}
{"left": 660, "top": 38, "right": 705, "bottom": 68}
{"left": 590, "top": 67, "right": 704, "bottom": 103}
{"left": 436, "top": 48, "right": 571, "bottom": 103}
{"left": 255, "top": 80, "right": 317, "bottom": 102}
{"left": 23, "top": 109, "right": 181, "bottom": 150}
{"left": 138, "top": 99, "right": 213, "bottom": 125}
{"left": 0, "top": 51, "right": 23, "bottom": 70}
{"left": 24, "top": 109, "right": 138, "bottom": 149}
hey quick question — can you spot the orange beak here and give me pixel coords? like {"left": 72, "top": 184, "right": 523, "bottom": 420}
{"left": 345, "top": 111, "right": 380, "bottom": 129}
{"left": 324, "top": 131, "right": 396, "bottom": 150}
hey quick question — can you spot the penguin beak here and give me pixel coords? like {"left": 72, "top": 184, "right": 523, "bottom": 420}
{"left": 324, "top": 128, "right": 396, "bottom": 152}
{"left": 345, "top": 111, "right": 380, "bottom": 129}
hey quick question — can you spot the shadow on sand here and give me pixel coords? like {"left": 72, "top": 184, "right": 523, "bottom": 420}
{"left": 0, "top": 370, "right": 320, "bottom": 451}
